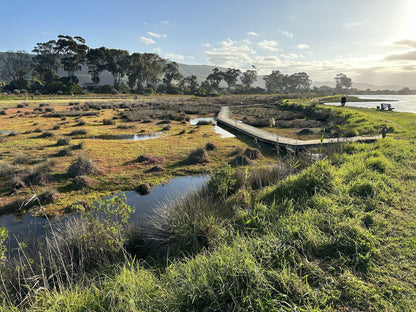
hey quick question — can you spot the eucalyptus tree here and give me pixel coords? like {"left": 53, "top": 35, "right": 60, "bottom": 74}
{"left": 223, "top": 68, "right": 241, "bottom": 91}
{"left": 0, "top": 51, "right": 32, "bottom": 89}
{"left": 55, "top": 35, "right": 88, "bottom": 81}
{"left": 105, "top": 49, "right": 130, "bottom": 89}
{"left": 206, "top": 68, "right": 223, "bottom": 92}
{"left": 32, "top": 40, "right": 59, "bottom": 83}
{"left": 86, "top": 47, "right": 107, "bottom": 84}
{"left": 240, "top": 69, "right": 257, "bottom": 91}
{"left": 163, "top": 61, "right": 183, "bottom": 92}
{"left": 334, "top": 73, "right": 352, "bottom": 90}
{"left": 263, "top": 70, "right": 285, "bottom": 93}
{"left": 143, "top": 53, "right": 166, "bottom": 89}
{"left": 286, "top": 72, "right": 311, "bottom": 92}
{"left": 180, "top": 75, "right": 199, "bottom": 94}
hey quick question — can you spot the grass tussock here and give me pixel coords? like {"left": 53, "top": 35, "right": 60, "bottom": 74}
{"left": 67, "top": 155, "right": 101, "bottom": 178}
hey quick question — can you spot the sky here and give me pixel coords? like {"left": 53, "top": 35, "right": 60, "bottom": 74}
{"left": 1, "top": 0, "right": 416, "bottom": 87}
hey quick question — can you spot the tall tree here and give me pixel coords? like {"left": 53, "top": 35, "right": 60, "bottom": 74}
{"left": 143, "top": 53, "right": 166, "bottom": 89}
{"left": 263, "top": 70, "right": 285, "bottom": 93}
{"left": 206, "top": 68, "right": 223, "bottom": 92}
{"left": 286, "top": 72, "right": 312, "bottom": 92}
{"left": 163, "top": 61, "right": 183, "bottom": 92}
{"left": 223, "top": 68, "right": 241, "bottom": 90}
{"left": 334, "top": 73, "right": 352, "bottom": 90}
{"left": 0, "top": 51, "right": 32, "bottom": 89}
{"left": 105, "top": 49, "right": 130, "bottom": 89}
{"left": 55, "top": 35, "right": 88, "bottom": 81}
{"left": 180, "top": 75, "right": 199, "bottom": 93}
{"left": 240, "top": 69, "right": 257, "bottom": 91}
{"left": 86, "top": 47, "right": 107, "bottom": 84}
{"left": 32, "top": 40, "right": 59, "bottom": 83}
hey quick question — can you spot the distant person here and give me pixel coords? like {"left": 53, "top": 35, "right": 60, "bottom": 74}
{"left": 341, "top": 95, "right": 347, "bottom": 107}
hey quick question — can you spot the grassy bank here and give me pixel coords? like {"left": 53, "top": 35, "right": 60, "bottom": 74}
{"left": 1, "top": 95, "right": 416, "bottom": 310}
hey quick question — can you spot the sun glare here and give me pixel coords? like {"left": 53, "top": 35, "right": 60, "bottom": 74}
{"left": 401, "top": 0, "right": 416, "bottom": 37}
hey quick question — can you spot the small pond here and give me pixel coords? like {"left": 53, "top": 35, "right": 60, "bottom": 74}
{"left": 0, "top": 175, "right": 208, "bottom": 256}
{"left": 190, "top": 117, "right": 235, "bottom": 138}
{"left": 0, "top": 130, "right": 11, "bottom": 134}
{"left": 93, "top": 132, "right": 164, "bottom": 141}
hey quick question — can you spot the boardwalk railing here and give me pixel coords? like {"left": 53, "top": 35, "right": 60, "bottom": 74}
{"left": 217, "top": 106, "right": 382, "bottom": 149}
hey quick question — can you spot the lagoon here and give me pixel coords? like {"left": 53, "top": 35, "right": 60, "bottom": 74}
{"left": 325, "top": 94, "right": 416, "bottom": 114}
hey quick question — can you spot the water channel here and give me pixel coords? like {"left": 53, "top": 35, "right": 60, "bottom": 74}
{"left": 0, "top": 175, "right": 208, "bottom": 255}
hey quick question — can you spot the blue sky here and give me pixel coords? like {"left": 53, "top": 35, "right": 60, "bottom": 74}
{"left": 1, "top": 0, "right": 416, "bottom": 86}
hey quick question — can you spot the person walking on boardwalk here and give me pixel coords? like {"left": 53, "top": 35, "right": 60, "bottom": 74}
{"left": 341, "top": 95, "right": 347, "bottom": 106}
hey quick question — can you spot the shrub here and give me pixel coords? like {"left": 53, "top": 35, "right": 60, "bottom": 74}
{"left": 69, "top": 129, "right": 87, "bottom": 136}
{"left": 52, "top": 124, "right": 60, "bottom": 130}
{"left": 56, "top": 148, "right": 73, "bottom": 157}
{"left": 103, "top": 118, "right": 116, "bottom": 125}
{"left": 40, "top": 131, "right": 55, "bottom": 138}
{"left": 161, "top": 125, "right": 171, "bottom": 131}
{"left": 38, "top": 189, "right": 59, "bottom": 204}
{"left": 136, "top": 155, "right": 164, "bottom": 164}
{"left": 56, "top": 138, "right": 71, "bottom": 146}
{"left": 205, "top": 142, "right": 217, "bottom": 151}
{"left": 186, "top": 148, "right": 210, "bottom": 165}
{"left": 196, "top": 120, "right": 215, "bottom": 126}
{"left": 244, "top": 148, "right": 262, "bottom": 160}
{"left": 145, "top": 165, "right": 166, "bottom": 173}
{"left": 137, "top": 183, "right": 151, "bottom": 195}
{"left": 208, "top": 164, "right": 236, "bottom": 199}
{"left": 75, "top": 119, "right": 86, "bottom": 126}
{"left": 67, "top": 155, "right": 101, "bottom": 177}
{"left": 229, "top": 155, "right": 252, "bottom": 167}
{"left": 73, "top": 175, "right": 99, "bottom": 189}
{"left": 0, "top": 110, "right": 6, "bottom": 115}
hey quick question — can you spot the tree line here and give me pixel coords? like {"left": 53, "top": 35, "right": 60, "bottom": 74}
{"left": 0, "top": 34, "right": 353, "bottom": 96}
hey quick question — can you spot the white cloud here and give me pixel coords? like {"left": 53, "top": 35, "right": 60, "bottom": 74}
{"left": 219, "top": 39, "right": 237, "bottom": 47}
{"left": 258, "top": 40, "right": 279, "bottom": 52}
{"left": 344, "top": 20, "right": 368, "bottom": 29}
{"left": 140, "top": 36, "right": 156, "bottom": 45}
{"left": 147, "top": 32, "right": 167, "bottom": 38}
{"left": 202, "top": 43, "right": 212, "bottom": 47}
{"left": 205, "top": 39, "right": 256, "bottom": 68}
{"left": 160, "top": 20, "right": 170, "bottom": 25}
{"left": 164, "top": 53, "right": 185, "bottom": 60}
{"left": 247, "top": 31, "right": 259, "bottom": 36}
{"left": 393, "top": 39, "right": 416, "bottom": 48}
{"left": 279, "top": 29, "right": 294, "bottom": 38}
{"left": 296, "top": 43, "right": 310, "bottom": 49}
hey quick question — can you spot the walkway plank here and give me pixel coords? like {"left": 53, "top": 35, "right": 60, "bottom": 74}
{"left": 217, "top": 106, "right": 382, "bottom": 149}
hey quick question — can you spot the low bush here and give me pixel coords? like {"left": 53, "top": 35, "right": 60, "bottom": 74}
{"left": 56, "top": 138, "right": 71, "bottom": 146}
{"left": 67, "top": 155, "right": 101, "bottom": 178}
{"left": 244, "top": 148, "right": 262, "bottom": 160}
{"left": 137, "top": 183, "right": 151, "bottom": 195}
{"left": 136, "top": 155, "right": 164, "bottom": 164}
{"left": 40, "top": 131, "right": 55, "bottom": 138}
{"left": 229, "top": 155, "right": 252, "bottom": 167}
{"left": 69, "top": 129, "right": 88, "bottom": 136}
{"left": 186, "top": 148, "right": 210, "bottom": 165}
{"left": 205, "top": 142, "right": 217, "bottom": 151}
{"left": 145, "top": 165, "right": 166, "bottom": 173}
{"left": 73, "top": 175, "right": 99, "bottom": 189}
{"left": 103, "top": 118, "right": 116, "bottom": 125}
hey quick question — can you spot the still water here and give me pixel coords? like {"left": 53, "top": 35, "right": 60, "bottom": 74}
{"left": 0, "top": 175, "right": 208, "bottom": 254}
{"left": 189, "top": 117, "right": 235, "bottom": 138}
{"left": 324, "top": 94, "right": 416, "bottom": 114}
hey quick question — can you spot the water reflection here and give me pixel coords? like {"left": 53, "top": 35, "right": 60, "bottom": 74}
{"left": 0, "top": 175, "right": 208, "bottom": 255}
{"left": 94, "top": 132, "right": 164, "bottom": 141}
{"left": 189, "top": 117, "right": 235, "bottom": 138}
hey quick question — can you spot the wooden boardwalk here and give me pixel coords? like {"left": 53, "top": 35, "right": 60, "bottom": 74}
{"left": 217, "top": 106, "right": 382, "bottom": 149}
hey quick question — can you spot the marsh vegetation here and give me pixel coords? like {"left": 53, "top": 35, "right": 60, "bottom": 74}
{"left": 0, "top": 94, "right": 415, "bottom": 311}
